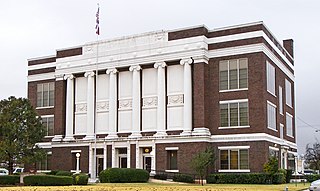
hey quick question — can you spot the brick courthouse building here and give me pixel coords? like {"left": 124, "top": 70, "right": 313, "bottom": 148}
{"left": 27, "top": 22, "right": 297, "bottom": 176}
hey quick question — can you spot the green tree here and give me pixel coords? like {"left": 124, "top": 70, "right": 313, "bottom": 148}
{"left": 305, "top": 142, "right": 320, "bottom": 171}
{"left": 263, "top": 156, "right": 279, "bottom": 175}
{"left": 190, "top": 147, "right": 216, "bottom": 185}
{"left": 0, "top": 96, "right": 46, "bottom": 174}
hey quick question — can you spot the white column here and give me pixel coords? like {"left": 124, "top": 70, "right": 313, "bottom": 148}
{"left": 135, "top": 141, "right": 140, "bottom": 169}
{"left": 84, "top": 71, "right": 95, "bottom": 140}
{"left": 63, "top": 74, "right": 75, "bottom": 141}
{"left": 89, "top": 144, "right": 93, "bottom": 176}
{"left": 151, "top": 140, "right": 156, "bottom": 175}
{"left": 129, "top": 65, "right": 142, "bottom": 138}
{"left": 154, "top": 62, "right": 167, "bottom": 137}
{"left": 127, "top": 141, "right": 131, "bottom": 168}
{"left": 111, "top": 142, "right": 116, "bottom": 168}
{"left": 180, "top": 58, "right": 193, "bottom": 136}
{"left": 106, "top": 68, "right": 118, "bottom": 139}
{"left": 103, "top": 142, "right": 107, "bottom": 170}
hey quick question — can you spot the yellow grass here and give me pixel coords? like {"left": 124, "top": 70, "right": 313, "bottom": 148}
{"left": 0, "top": 183, "right": 310, "bottom": 191}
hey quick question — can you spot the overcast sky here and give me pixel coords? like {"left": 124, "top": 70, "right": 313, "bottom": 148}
{"left": 0, "top": 0, "right": 319, "bottom": 154}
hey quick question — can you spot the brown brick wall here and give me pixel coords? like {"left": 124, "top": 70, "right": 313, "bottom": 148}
{"left": 168, "top": 26, "right": 208, "bottom": 41}
{"left": 28, "top": 67, "right": 56, "bottom": 75}
{"left": 51, "top": 146, "right": 89, "bottom": 173}
{"left": 56, "top": 47, "right": 82, "bottom": 58}
{"left": 54, "top": 80, "right": 66, "bottom": 136}
{"left": 28, "top": 56, "right": 56, "bottom": 66}
{"left": 130, "top": 144, "right": 136, "bottom": 168}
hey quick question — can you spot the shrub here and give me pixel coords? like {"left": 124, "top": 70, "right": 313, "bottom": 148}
{"left": 45, "top": 170, "right": 60, "bottom": 175}
{"left": 72, "top": 173, "right": 89, "bottom": 185}
{"left": 0, "top": 175, "right": 20, "bottom": 185}
{"left": 285, "top": 169, "right": 292, "bottom": 183}
{"left": 24, "top": 175, "right": 73, "bottom": 186}
{"left": 173, "top": 174, "right": 194, "bottom": 183}
{"left": 99, "top": 168, "right": 149, "bottom": 183}
{"left": 55, "top": 170, "right": 73, "bottom": 176}
{"left": 306, "top": 174, "right": 320, "bottom": 182}
{"left": 206, "top": 173, "right": 284, "bottom": 184}
{"left": 154, "top": 173, "right": 168, "bottom": 180}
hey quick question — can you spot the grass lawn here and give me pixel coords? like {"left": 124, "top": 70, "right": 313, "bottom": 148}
{"left": 0, "top": 182, "right": 310, "bottom": 191}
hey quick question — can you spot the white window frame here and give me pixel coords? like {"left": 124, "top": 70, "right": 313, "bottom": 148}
{"left": 267, "top": 101, "right": 277, "bottom": 131}
{"left": 219, "top": 58, "right": 248, "bottom": 92}
{"left": 286, "top": 113, "right": 293, "bottom": 137}
{"left": 218, "top": 146, "right": 250, "bottom": 173}
{"left": 36, "top": 82, "right": 55, "bottom": 109}
{"left": 285, "top": 79, "right": 292, "bottom": 107}
{"left": 41, "top": 115, "right": 54, "bottom": 137}
{"left": 279, "top": 86, "right": 283, "bottom": 115}
{"left": 219, "top": 99, "right": 249, "bottom": 129}
{"left": 266, "top": 61, "right": 276, "bottom": 96}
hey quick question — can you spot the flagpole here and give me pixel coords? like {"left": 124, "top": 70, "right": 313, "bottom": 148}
{"left": 93, "top": 3, "right": 100, "bottom": 181}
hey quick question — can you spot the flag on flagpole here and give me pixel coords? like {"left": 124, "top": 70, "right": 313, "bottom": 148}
{"left": 95, "top": 6, "right": 100, "bottom": 35}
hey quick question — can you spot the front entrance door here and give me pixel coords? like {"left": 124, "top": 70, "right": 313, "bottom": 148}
{"left": 119, "top": 157, "right": 127, "bottom": 168}
{"left": 143, "top": 156, "right": 152, "bottom": 172}
{"left": 97, "top": 157, "right": 104, "bottom": 175}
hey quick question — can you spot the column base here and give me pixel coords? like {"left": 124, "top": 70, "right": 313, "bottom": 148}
{"left": 63, "top": 136, "right": 75, "bottom": 142}
{"left": 83, "top": 135, "right": 95, "bottom": 141}
{"left": 153, "top": 131, "right": 167, "bottom": 137}
{"left": 192, "top": 127, "right": 211, "bottom": 136}
{"left": 52, "top": 135, "right": 63, "bottom": 142}
{"left": 105, "top": 133, "right": 118, "bottom": 139}
{"left": 129, "top": 132, "right": 142, "bottom": 138}
{"left": 180, "top": 130, "right": 192, "bottom": 136}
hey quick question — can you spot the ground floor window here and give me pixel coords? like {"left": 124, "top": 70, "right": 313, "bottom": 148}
{"left": 220, "top": 148, "right": 249, "bottom": 171}
{"left": 37, "top": 153, "right": 51, "bottom": 171}
{"left": 167, "top": 150, "right": 178, "bottom": 170}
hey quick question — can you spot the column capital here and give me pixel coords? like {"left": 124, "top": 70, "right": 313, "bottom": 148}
{"left": 180, "top": 58, "right": 193, "bottom": 66}
{"left": 64, "top": 74, "right": 74, "bottom": 80}
{"left": 129, "top": 65, "right": 141, "bottom": 72}
{"left": 84, "top": 71, "right": 95, "bottom": 78}
{"left": 106, "top": 68, "right": 118, "bottom": 75}
{"left": 154, "top": 62, "right": 166, "bottom": 69}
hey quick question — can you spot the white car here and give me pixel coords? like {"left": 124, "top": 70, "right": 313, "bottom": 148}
{"left": 310, "top": 179, "right": 320, "bottom": 191}
{"left": 13, "top": 167, "right": 24, "bottom": 174}
{"left": 0, "top": 168, "right": 8, "bottom": 176}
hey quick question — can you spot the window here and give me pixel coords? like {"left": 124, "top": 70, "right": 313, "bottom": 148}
{"left": 279, "top": 86, "right": 283, "bottom": 115}
{"left": 167, "top": 150, "right": 178, "bottom": 170}
{"left": 219, "top": 58, "right": 248, "bottom": 91}
{"left": 220, "top": 149, "right": 249, "bottom": 171}
{"left": 42, "top": 116, "right": 54, "bottom": 136}
{"left": 37, "top": 82, "right": 55, "bottom": 107}
{"left": 220, "top": 100, "right": 248, "bottom": 128}
{"left": 37, "top": 153, "right": 51, "bottom": 171}
{"left": 266, "top": 61, "right": 276, "bottom": 95}
{"left": 286, "top": 113, "right": 293, "bottom": 137}
{"left": 267, "top": 101, "right": 277, "bottom": 131}
{"left": 269, "top": 148, "right": 279, "bottom": 158}
{"left": 285, "top": 79, "right": 292, "bottom": 107}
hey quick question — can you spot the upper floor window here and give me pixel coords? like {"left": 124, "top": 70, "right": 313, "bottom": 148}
{"left": 219, "top": 58, "right": 248, "bottom": 91}
{"left": 267, "top": 101, "right": 277, "bottom": 131}
{"left": 285, "top": 79, "right": 292, "bottom": 107}
{"left": 266, "top": 61, "right": 276, "bottom": 95}
{"left": 42, "top": 116, "right": 54, "bottom": 136}
{"left": 286, "top": 113, "right": 293, "bottom": 137}
{"left": 37, "top": 82, "right": 54, "bottom": 108}
{"left": 220, "top": 100, "right": 249, "bottom": 128}
{"left": 279, "top": 86, "right": 283, "bottom": 115}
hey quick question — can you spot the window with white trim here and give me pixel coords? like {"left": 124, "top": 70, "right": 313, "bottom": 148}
{"left": 219, "top": 58, "right": 248, "bottom": 91}
{"left": 220, "top": 149, "right": 249, "bottom": 170}
{"left": 167, "top": 150, "right": 178, "bottom": 170}
{"left": 267, "top": 102, "right": 277, "bottom": 130}
{"left": 220, "top": 100, "right": 249, "bottom": 128}
{"left": 266, "top": 61, "right": 276, "bottom": 95}
{"left": 286, "top": 113, "right": 293, "bottom": 137}
{"left": 42, "top": 116, "right": 54, "bottom": 136}
{"left": 285, "top": 79, "right": 292, "bottom": 107}
{"left": 37, "top": 82, "right": 55, "bottom": 107}
{"left": 279, "top": 86, "right": 283, "bottom": 115}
